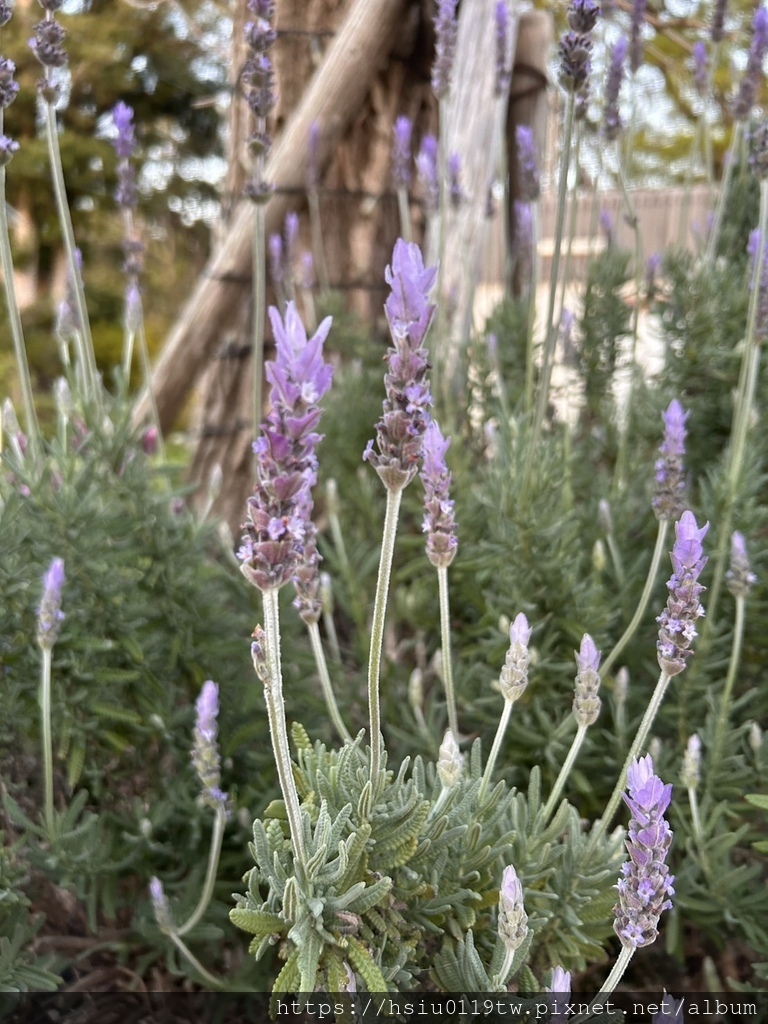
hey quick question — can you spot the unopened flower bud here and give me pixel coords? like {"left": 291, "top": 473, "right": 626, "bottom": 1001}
{"left": 573, "top": 633, "right": 602, "bottom": 726}
{"left": 680, "top": 733, "right": 701, "bottom": 790}
{"left": 437, "top": 729, "right": 463, "bottom": 789}
{"left": 749, "top": 721, "right": 763, "bottom": 754}
{"left": 592, "top": 538, "right": 606, "bottom": 573}
{"left": 498, "top": 865, "right": 529, "bottom": 953}
{"left": 499, "top": 613, "right": 532, "bottom": 703}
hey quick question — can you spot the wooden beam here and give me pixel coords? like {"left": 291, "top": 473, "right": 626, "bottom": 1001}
{"left": 135, "top": 0, "right": 408, "bottom": 432}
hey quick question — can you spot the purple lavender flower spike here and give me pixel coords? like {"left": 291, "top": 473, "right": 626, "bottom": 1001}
{"left": 420, "top": 419, "right": 458, "bottom": 568}
{"left": 243, "top": 0, "right": 276, "bottom": 201}
{"left": 112, "top": 101, "right": 136, "bottom": 159}
{"left": 545, "top": 967, "right": 572, "bottom": 1018}
{"left": 568, "top": 0, "right": 600, "bottom": 33}
{"left": 710, "top": 0, "right": 728, "bottom": 43}
{"left": 364, "top": 239, "right": 436, "bottom": 492}
{"left": 614, "top": 754, "right": 675, "bottom": 948}
{"left": 416, "top": 134, "right": 439, "bottom": 213}
{"left": 732, "top": 8, "right": 768, "bottom": 121}
{"left": 0, "top": 58, "right": 19, "bottom": 110}
{"left": 692, "top": 42, "right": 708, "bottom": 99}
{"left": 432, "top": 0, "right": 458, "bottom": 100}
{"left": 498, "top": 865, "right": 529, "bottom": 953}
{"left": 240, "top": 303, "right": 333, "bottom": 592}
{"left": 652, "top": 399, "right": 688, "bottom": 521}
{"left": 573, "top": 633, "right": 602, "bottom": 726}
{"left": 516, "top": 125, "right": 540, "bottom": 202}
{"left": 191, "top": 680, "right": 228, "bottom": 809}
{"left": 37, "top": 557, "right": 65, "bottom": 650}
{"left": 499, "top": 612, "right": 532, "bottom": 703}
{"left": 629, "top": 0, "right": 647, "bottom": 73}
{"left": 149, "top": 876, "right": 173, "bottom": 932}
{"left": 392, "top": 116, "right": 413, "bottom": 191}
{"left": 603, "top": 37, "right": 627, "bottom": 140}
{"left": 726, "top": 530, "right": 757, "bottom": 598}
{"left": 494, "top": 1, "right": 512, "bottom": 98}
{"left": 558, "top": 29, "right": 593, "bottom": 94}
{"left": 656, "top": 511, "right": 708, "bottom": 676}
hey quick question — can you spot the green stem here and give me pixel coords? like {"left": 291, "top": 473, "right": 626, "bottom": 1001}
{"left": 40, "top": 646, "right": 55, "bottom": 839}
{"left": 252, "top": 204, "right": 266, "bottom": 449}
{"left": 44, "top": 100, "right": 98, "bottom": 407}
{"left": 492, "top": 947, "right": 516, "bottom": 991}
{"left": 710, "top": 595, "right": 745, "bottom": 782}
{"left": 307, "top": 620, "right": 352, "bottom": 743}
{"left": 600, "top": 518, "right": 668, "bottom": 681}
{"left": 523, "top": 91, "right": 575, "bottom": 495}
{"left": 263, "top": 588, "right": 307, "bottom": 871}
{"left": 168, "top": 930, "right": 224, "bottom": 988}
{"left": 0, "top": 129, "right": 41, "bottom": 458}
{"left": 368, "top": 486, "right": 403, "bottom": 785}
{"left": 478, "top": 699, "right": 513, "bottom": 802}
{"left": 176, "top": 803, "right": 227, "bottom": 937}
{"left": 436, "top": 565, "right": 459, "bottom": 738}
{"left": 706, "top": 121, "right": 743, "bottom": 265}
{"left": 592, "top": 668, "right": 672, "bottom": 845}
{"left": 542, "top": 722, "right": 587, "bottom": 822}
{"left": 577, "top": 946, "right": 635, "bottom": 1021}
{"left": 705, "top": 177, "right": 768, "bottom": 632}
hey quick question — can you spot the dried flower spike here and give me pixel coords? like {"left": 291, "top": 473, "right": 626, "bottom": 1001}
{"left": 614, "top": 754, "right": 675, "bottom": 948}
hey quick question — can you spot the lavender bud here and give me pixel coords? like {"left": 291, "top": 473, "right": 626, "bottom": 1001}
{"left": 111, "top": 101, "right": 136, "bottom": 159}
{"left": 494, "top": 1, "right": 512, "bottom": 97}
{"left": 149, "top": 877, "right": 173, "bottom": 933}
{"left": 711, "top": 0, "right": 728, "bottom": 43}
{"left": 498, "top": 865, "right": 529, "bottom": 953}
{"left": 652, "top": 399, "right": 688, "bottom": 521}
{"left": 629, "top": 0, "right": 647, "bottom": 73}
{"left": 416, "top": 134, "right": 439, "bottom": 213}
{"left": 598, "top": 498, "right": 613, "bottom": 534}
{"left": 0, "top": 58, "right": 19, "bottom": 109}
{"left": 408, "top": 667, "right": 425, "bottom": 716}
{"left": 268, "top": 232, "right": 283, "bottom": 289}
{"left": 420, "top": 419, "right": 458, "bottom": 568}
{"left": 749, "top": 721, "right": 763, "bottom": 754}
{"left": 432, "top": 0, "right": 458, "bottom": 100}
{"left": 251, "top": 625, "right": 270, "bottom": 684}
{"left": 558, "top": 31, "right": 592, "bottom": 93}
{"left": 615, "top": 666, "right": 629, "bottom": 708}
{"left": 732, "top": 8, "right": 768, "bottom": 121}
{"left": 299, "top": 251, "right": 315, "bottom": 290}
{"left": 693, "top": 42, "right": 708, "bottom": 99}
{"left": 680, "top": 733, "right": 701, "bottom": 790}
{"left": 573, "top": 633, "right": 602, "bottom": 727}
{"left": 191, "top": 680, "right": 227, "bottom": 809}
{"left": 545, "top": 967, "right": 572, "bottom": 1017}
{"left": 363, "top": 239, "right": 436, "bottom": 491}
{"left": 614, "top": 754, "right": 675, "bottom": 948}
{"left": 603, "top": 37, "right": 627, "bottom": 141}
{"left": 437, "top": 729, "right": 463, "bottom": 789}
{"left": 29, "top": 17, "right": 67, "bottom": 69}
{"left": 515, "top": 125, "right": 540, "bottom": 202}
{"left": 53, "top": 377, "right": 72, "bottom": 420}
{"left": 37, "top": 557, "right": 65, "bottom": 650}
{"left": 392, "top": 116, "right": 413, "bottom": 191}
{"left": 499, "top": 613, "right": 532, "bottom": 703}
{"left": 568, "top": 0, "right": 600, "bottom": 33}
{"left": 726, "top": 530, "right": 757, "bottom": 598}
{"left": 657, "top": 511, "right": 708, "bottom": 676}
{"left": 592, "top": 538, "right": 606, "bottom": 573}
{"left": 0, "top": 133, "right": 18, "bottom": 165}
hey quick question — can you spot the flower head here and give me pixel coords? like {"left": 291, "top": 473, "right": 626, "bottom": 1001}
{"left": 420, "top": 419, "right": 458, "bottom": 568}
{"left": 0, "top": 58, "right": 19, "bottom": 110}
{"left": 654, "top": 995, "right": 685, "bottom": 1024}
{"left": 240, "top": 303, "right": 333, "bottom": 592}
{"left": 498, "top": 865, "right": 529, "bottom": 953}
{"left": 573, "top": 633, "right": 602, "bottom": 727}
{"left": 191, "top": 680, "right": 227, "bottom": 809}
{"left": 392, "top": 116, "right": 413, "bottom": 191}
{"left": 732, "top": 8, "right": 768, "bottom": 121}
{"left": 149, "top": 877, "right": 173, "bottom": 933}
{"left": 603, "top": 37, "right": 627, "bottom": 140}
{"left": 416, "top": 134, "right": 439, "bottom": 213}
{"left": 726, "top": 530, "right": 757, "bottom": 598}
{"left": 652, "top": 399, "right": 688, "bottom": 521}
{"left": 432, "top": 0, "right": 458, "bottom": 99}
{"left": 680, "top": 733, "right": 701, "bottom": 790}
{"left": 437, "top": 729, "right": 463, "bottom": 789}
{"left": 693, "top": 42, "right": 708, "bottom": 99}
{"left": 499, "top": 612, "right": 532, "bottom": 703}
{"left": 364, "top": 240, "right": 435, "bottom": 491}
{"left": 656, "top": 511, "right": 708, "bottom": 676}
{"left": 516, "top": 125, "right": 540, "bottom": 202}
{"left": 546, "top": 967, "right": 572, "bottom": 1017}
{"left": 614, "top": 754, "right": 675, "bottom": 948}
{"left": 37, "top": 558, "right": 65, "bottom": 650}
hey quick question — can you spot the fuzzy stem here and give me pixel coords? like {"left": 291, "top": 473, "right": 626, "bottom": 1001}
{"left": 262, "top": 587, "right": 307, "bottom": 870}
{"left": 368, "top": 486, "right": 403, "bottom": 784}
{"left": 307, "top": 620, "right": 352, "bottom": 743}
{"left": 582, "top": 946, "right": 635, "bottom": 1016}
{"left": 176, "top": 803, "right": 227, "bottom": 937}
{"left": 168, "top": 930, "right": 224, "bottom": 988}
{"left": 492, "top": 947, "right": 516, "bottom": 991}
{"left": 705, "top": 121, "right": 743, "bottom": 265}
{"left": 40, "top": 646, "right": 55, "bottom": 839}
{"left": 44, "top": 101, "right": 98, "bottom": 407}
{"left": 605, "top": 529, "right": 625, "bottom": 588}
{"left": 600, "top": 518, "right": 668, "bottom": 680}
{"left": 437, "top": 565, "right": 459, "bottom": 738}
{"left": 705, "top": 177, "right": 768, "bottom": 631}
{"left": 252, "top": 204, "right": 266, "bottom": 450}
{"left": 397, "top": 187, "right": 412, "bottom": 244}
{"left": 592, "top": 668, "right": 672, "bottom": 845}
{"left": 542, "top": 722, "right": 587, "bottom": 822}
{"left": 523, "top": 91, "right": 575, "bottom": 494}
{"left": 479, "top": 699, "right": 513, "bottom": 802}
{"left": 710, "top": 594, "right": 745, "bottom": 782}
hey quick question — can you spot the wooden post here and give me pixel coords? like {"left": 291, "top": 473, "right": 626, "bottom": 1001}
{"left": 134, "top": 0, "right": 409, "bottom": 434}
